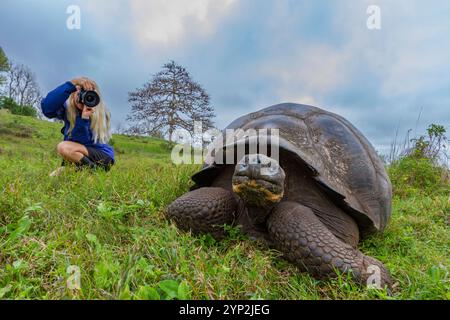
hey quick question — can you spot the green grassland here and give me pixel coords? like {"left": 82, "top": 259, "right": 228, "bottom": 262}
{"left": 0, "top": 111, "right": 449, "bottom": 299}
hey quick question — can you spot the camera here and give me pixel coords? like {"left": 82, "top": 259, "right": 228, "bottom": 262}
{"left": 78, "top": 89, "right": 100, "bottom": 108}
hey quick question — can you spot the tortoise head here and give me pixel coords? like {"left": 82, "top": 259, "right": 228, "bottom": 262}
{"left": 232, "top": 154, "right": 285, "bottom": 208}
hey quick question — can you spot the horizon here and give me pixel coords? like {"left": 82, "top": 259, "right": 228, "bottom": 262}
{"left": 0, "top": 0, "right": 449, "bottom": 157}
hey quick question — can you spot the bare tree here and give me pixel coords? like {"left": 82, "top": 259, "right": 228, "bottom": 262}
{"left": 4, "top": 62, "right": 42, "bottom": 111}
{"left": 126, "top": 60, "right": 215, "bottom": 144}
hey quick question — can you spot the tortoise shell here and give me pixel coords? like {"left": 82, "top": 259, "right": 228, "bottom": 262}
{"left": 192, "top": 103, "right": 392, "bottom": 236}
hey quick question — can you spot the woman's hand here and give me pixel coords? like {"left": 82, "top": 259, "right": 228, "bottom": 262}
{"left": 81, "top": 106, "right": 95, "bottom": 119}
{"left": 71, "top": 77, "right": 96, "bottom": 91}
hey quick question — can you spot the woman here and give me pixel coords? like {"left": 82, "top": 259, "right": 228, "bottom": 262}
{"left": 41, "top": 77, "right": 115, "bottom": 176}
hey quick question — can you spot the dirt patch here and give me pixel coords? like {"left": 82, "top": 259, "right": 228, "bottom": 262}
{"left": 0, "top": 123, "right": 35, "bottom": 138}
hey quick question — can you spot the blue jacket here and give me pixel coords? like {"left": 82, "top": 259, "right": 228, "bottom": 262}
{"left": 41, "top": 81, "right": 115, "bottom": 162}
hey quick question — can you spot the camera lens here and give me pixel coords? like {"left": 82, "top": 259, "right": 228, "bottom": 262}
{"left": 82, "top": 90, "right": 100, "bottom": 107}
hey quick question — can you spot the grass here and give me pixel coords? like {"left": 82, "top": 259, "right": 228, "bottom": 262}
{"left": 0, "top": 111, "right": 449, "bottom": 300}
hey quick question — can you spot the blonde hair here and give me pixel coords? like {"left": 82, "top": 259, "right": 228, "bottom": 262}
{"left": 66, "top": 78, "right": 112, "bottom": 144}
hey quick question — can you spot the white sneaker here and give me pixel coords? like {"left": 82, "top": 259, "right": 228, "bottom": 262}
{"left": 49, "top": 166, "right": 66, "bottom": 177}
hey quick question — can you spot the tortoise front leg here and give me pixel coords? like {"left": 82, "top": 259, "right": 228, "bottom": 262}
{"left": 267, "top": 201, "right": 392, "bottom": 290}
{"left": 166, "top": 187, "right": 237, "bottom": 239}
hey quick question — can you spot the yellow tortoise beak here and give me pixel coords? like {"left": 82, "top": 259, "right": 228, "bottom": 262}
{"left": 232, "top": 180, "right": 284, "bottom": 203}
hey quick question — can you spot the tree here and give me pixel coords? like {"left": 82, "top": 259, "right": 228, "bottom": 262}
{"left": 0, "top": 47, "right": 9, "bottom": 86}
{"left": 126, "top": 60, "right": 215, "bottom": 144}
{"left": 3, "top": 62, "right": 42, "bottom": 110}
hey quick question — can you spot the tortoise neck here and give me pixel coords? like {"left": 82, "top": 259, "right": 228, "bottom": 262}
{"left": 246, "top": 204, "right": 274, "bottom": 225}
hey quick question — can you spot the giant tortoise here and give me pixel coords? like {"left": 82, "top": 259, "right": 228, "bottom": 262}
{"left": 167, "top": 103, "right": 392, "bottom": 289}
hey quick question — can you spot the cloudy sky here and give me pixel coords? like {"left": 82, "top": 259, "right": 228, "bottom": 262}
{"left": 1, "top": 0, "right": 449, "bottom": 155}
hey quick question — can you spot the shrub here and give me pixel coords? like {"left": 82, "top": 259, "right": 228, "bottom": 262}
{"left": 387, "top": 123, "right": 449, "bottom": 198}
{"left": 409, "top": 124, "right": 447, "bottom": 162}
{"left": 389, "top": 123, "right": 448, "bottom": 165}
{"left": 0, "top": 96, "right": 37, "bottom": 117}
{"left": 388, "top": 156, "right": 449, "bottom": 198}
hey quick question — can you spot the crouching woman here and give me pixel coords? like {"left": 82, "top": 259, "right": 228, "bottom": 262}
{"left": 41, "top": 77, "right": 115, "bottom": 176}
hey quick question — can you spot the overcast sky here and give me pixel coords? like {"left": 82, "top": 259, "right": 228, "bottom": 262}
{"left": 1, "top": 0, "right": 449, "bottom": 155}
